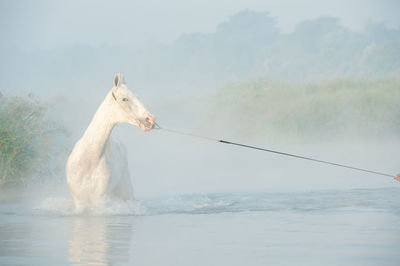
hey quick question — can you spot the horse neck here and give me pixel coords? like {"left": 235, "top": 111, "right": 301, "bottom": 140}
{"left": 80, "top": 92, "right": 117, "bottom": 156}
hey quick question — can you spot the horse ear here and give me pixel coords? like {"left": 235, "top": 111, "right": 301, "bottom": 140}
{"left": 120, "top": 73, "right": 126, "bottom": 85}
{"left": 114, "top": 73, "right": 126, "bottom": 88}
{"left": 114, "top": 73, "right": 121, "bottom": 88}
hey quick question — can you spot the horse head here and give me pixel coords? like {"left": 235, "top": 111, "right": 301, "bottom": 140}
{"left": 111, "top": 73, "right": 155, "bottom": 131}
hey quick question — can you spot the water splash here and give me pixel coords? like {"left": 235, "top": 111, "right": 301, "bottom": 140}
{"left": 8, "top": 187, "right": 400, "bottom": 217}
{"left": 35, "top": 197, "right": 147, "bottom": 216}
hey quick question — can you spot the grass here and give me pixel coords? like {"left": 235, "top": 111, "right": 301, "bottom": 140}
{"left": 201, "top": 76, "right": 400, "bottom": 143}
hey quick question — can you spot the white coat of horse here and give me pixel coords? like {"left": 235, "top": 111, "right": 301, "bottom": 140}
{"left": 66, "top": 73, "right": 155, "bottom": 208}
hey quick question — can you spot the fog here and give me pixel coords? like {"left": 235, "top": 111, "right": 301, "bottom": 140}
{"left": 1, "top": 0, "right": 399, "bottom": 49}
{"left": 0, "top": 0, "right": 399, "bottom": 198}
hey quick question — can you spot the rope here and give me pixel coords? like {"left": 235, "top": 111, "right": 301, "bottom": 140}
{"left": 155, "top": 127, "right": 219, "bottom": 142}
{"left": 154, "top": 123, "right": 397, "bottom": 179}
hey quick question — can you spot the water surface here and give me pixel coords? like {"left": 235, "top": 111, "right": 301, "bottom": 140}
{"left": 1, "top": 187, "right": 399, "bottom": 265}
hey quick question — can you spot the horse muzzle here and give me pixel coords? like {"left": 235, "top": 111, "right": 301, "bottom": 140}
{"left": 138, "top": 115, "right": 156, "bottom": 132}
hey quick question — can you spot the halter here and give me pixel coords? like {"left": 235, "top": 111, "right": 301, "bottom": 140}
{"left": 110, "top": 90, "right": 149, "bottom": 129}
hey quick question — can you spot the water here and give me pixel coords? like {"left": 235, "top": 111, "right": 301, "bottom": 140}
{"left": 1, "top": 187, "right": 399, "bottom": 265}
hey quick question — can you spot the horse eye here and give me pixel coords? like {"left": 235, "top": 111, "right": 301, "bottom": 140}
{"left": 122, "top": 98, "right": 129, "bottom": 102}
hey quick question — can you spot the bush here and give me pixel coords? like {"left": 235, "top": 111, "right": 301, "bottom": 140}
{"left": 0, "top": 94, "right": 68, "bottom": 187}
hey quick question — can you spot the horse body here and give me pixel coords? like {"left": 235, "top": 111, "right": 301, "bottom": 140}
{"left": 66, "top": 74, "right": 155, "bottom": 208}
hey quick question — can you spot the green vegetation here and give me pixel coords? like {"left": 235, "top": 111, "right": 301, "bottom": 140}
{"left": 202, "top": 77, "right": 400, "bottom": 143}
{"left": 0, "top": 95, "right": 68, "bottom": 187}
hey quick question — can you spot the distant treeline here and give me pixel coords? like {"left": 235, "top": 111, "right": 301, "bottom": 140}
{"left": 200, "top": 77, "right": 400, "bottom": 143}
{"left": 134, "top": 10, "right": 400, "bottom": 94}
{"left": 1, "top": 10, "right": 399, "bottom": 98}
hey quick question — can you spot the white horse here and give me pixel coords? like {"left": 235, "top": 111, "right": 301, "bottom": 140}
{"left": 66, "top": 73, "right": 155, "bottom": 208}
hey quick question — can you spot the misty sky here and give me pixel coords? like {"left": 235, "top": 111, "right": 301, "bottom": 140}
{"left": 1, "top": 0, "right": 399, "bottom": 50}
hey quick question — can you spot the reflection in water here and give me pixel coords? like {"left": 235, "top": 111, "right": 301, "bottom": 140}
{"left": 69, "top": 217, "right": 133, "bottom": 266}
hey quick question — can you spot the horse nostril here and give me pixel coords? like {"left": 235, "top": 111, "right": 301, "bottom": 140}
{"left": 145, "top": 116, "right": 154, "bottom": 123}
